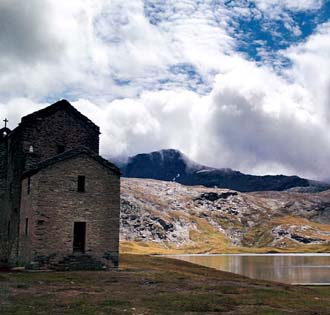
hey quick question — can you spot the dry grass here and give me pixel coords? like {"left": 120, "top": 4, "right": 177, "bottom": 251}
{"left": 119, "top": 240, "right": 330, "bottom": 255}
{"left": 1, "top": 254, "right": 330, "bottom": 315}
{"left": 272, "top": 216, "right": 330, "bottom": 232}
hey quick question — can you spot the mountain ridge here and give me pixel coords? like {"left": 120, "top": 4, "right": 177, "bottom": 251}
{"left": 120, "top": 149, "right": 330, "bottom": 192}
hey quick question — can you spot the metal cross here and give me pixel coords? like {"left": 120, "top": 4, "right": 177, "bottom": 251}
{"left": 3, "top": 118, "right": 8, "bottom": 128}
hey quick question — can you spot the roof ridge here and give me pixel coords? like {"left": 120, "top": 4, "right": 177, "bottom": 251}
{"left": 20, "top": 99, "right": 100, "bottom": 133}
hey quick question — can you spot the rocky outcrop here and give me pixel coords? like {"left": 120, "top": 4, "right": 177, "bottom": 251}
{"left": 195, "top": 191, "right": 238, "bottom": 202}
{"left": 271, "top": 225, "right": 330, "bottom": 247}
{"left": 120, "top": 178, "right": 330, "bottom": 250}
{"left": 120, "top": 193, "right": 196, "bottom": 244}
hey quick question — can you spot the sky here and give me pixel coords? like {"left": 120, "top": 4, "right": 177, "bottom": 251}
{"left": 0, "top": 0, "right": 329, "bottom": 180}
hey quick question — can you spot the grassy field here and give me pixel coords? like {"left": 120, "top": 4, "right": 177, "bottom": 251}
{"left": 1, "top": 254, "right": 330, "bottom": 315}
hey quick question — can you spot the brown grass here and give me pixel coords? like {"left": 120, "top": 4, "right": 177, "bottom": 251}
{"left": 1, "top": 254, "right": 330, "bottom": 315}
{"left": 120, "top": 240, "right": 330, "bottom": 255}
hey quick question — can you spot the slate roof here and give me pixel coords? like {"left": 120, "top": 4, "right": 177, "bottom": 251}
{"left": 20, "top": 99, "right": 100, "bottom": 133}
{"left": 22, "top": 146, "right": 121, "bottom": 179}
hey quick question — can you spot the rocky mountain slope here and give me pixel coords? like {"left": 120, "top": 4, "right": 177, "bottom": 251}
{"left": 120, "top": 178, "right": 330, "bottom": 253}
{"left": 121, "top": 149, "right": 330, "bottom": 192}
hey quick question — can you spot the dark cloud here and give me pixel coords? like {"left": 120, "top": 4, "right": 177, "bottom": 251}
{"left": 0, "top": 0, "right": 61, "bottom": 64}
{"left": 207, "top": 86, "right": 330, "bottom": 178}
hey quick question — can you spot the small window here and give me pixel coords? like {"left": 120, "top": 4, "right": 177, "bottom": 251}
{"left": 7, "top": 221, "right": 11, "bottom": 237}
{"left": 27, "top": 177, "right": 31, "bottom": 194}
{"left": 57, "top": 145, "right": 65, "bottom": 154}
{"left": 77, "top": 176, "right": 86, "bottom": 192}
{"left": 25, "top": 218, "right": 29, "bottom": 236}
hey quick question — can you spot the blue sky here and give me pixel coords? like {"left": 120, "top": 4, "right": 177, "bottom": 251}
{"left": 0, "top": 0, "right": 330, "bottom": 179}
{"left": 231, "top": 0, "right": 330, "bottom": 69}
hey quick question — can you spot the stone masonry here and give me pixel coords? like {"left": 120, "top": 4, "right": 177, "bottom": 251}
{"left": 0, "top": 100, "right": 120, "bottom": 269}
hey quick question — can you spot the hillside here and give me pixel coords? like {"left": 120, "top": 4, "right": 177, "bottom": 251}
{"left": 120, "top": 178, "right": 330, "bottom": 253}
{"left": 121, "top": 149, "right": 330, "bottom": 192}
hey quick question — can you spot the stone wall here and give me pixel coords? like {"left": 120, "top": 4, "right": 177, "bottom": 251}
{"left": 3, "top": 104, "right": 100, "bottom": 263}
{"left": 0, "top": 137, "right": 8, "bottom": 246}
{"left": 19, "top": 154, "right": 120, "bottom": 269}
{"left": 19, "top": 108, "right": 100, "bottom": 166}
{"left": 5, "top": 128, "right": 25, "bottom": 260}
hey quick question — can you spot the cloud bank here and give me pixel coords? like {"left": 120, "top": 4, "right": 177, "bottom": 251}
{"left": 0, "top": 1, "right": 329, "bottom": 180}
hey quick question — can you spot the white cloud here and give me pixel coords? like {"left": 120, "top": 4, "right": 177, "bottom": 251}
{"left": 0, "top": 0, "right": 240, "bottom": 100}
{"left": 204, "top": 61, "right": 330, "bottom": 178}
{"left": 284, "top": 22, "right": 330, "bottom": 122}
{"left": 74, "top": 22, "right": 329, "bottom": 180}
{"left": 253, "top": 0, "right": 323, "bottom": 13}
{"left": 0, "top": 1, "right": 329, "bottom": 180}
{"left": 0, "top": 98, "right": 44, "bottom": 128}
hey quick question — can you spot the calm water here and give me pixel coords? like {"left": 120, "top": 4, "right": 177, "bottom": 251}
{"left": 169, "top": 254, "right": 330, "bottom": 285}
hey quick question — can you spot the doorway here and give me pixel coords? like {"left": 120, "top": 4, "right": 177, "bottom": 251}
{"left": 73, "top": 222, "right": 86, "bottom": 253}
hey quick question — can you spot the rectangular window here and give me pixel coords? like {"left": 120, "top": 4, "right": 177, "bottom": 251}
{"left": 77, "top": 176, "right": 85, "bottom": 192}
{"left": 27, "top": 177, "right": 31, "bottom": 194}
{"left": 57, "top": 145, "right": 65, "bottom": 154}
{"left": 7, "top": 221, "right": 10, "bottom": 237}
{"left": 73, "top": 222, "right": 86, "bottom": 253}
{"left": 25, "top": 218, "right": 29, "bottom": 236}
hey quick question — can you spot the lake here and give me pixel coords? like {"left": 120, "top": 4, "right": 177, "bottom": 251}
{"left": 168, "top": 254, "right": 330, "bottom": 285}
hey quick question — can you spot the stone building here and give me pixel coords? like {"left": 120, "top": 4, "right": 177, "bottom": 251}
{"left": 0, "top": 100, "right": 120, "bottom": 270}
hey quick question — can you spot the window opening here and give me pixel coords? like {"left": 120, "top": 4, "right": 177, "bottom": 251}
{"left": 27, "top": 177, "right": 31, "bottom": 194}
{"left": 25, "top": 218, "right": 29, "bottom": 236}
{"left": 77, "top": 176, "right": 85, "bottom": 192}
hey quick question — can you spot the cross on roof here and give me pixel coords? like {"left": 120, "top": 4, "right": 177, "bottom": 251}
{"left": 3, "top": 118, "right": 8, "bottom": 128}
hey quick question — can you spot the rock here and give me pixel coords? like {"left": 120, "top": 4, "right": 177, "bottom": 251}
{"left": 195, "top": 191, "right": 238, "bottom": 202}
{"left": 291, "top": 234, "right": 323, "bottom": 244}
{"left": 156, "top": 218, "right": 174, "bottom": 231}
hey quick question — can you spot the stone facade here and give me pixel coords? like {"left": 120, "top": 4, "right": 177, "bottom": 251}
{"left": 0, "top": 128, "right": 10, "bottom": 259}
{"left": 0, "top": 100, "right": 120, "bottom": 269}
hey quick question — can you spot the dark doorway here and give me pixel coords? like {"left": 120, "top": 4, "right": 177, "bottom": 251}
{"left": 73, "top": 222, "right": 86, "bottom": 253}
{"left": 57, "top": 144, "right": 65, "bottom": 154}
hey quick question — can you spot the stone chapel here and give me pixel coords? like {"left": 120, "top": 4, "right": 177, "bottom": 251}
{"left": 0, "top": 100, "right": 120, "bottom": 270}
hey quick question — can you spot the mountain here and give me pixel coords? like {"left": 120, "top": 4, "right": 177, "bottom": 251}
{"left": 121, "top": 149, "right": 329, "bottom": 192}
{"left": 120, "top": 178, "right": 330, "bottom": 254}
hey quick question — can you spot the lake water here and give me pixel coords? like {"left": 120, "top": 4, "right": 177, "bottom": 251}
{"left": 169, "top": 254, "right": 330, "bottom": 285}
